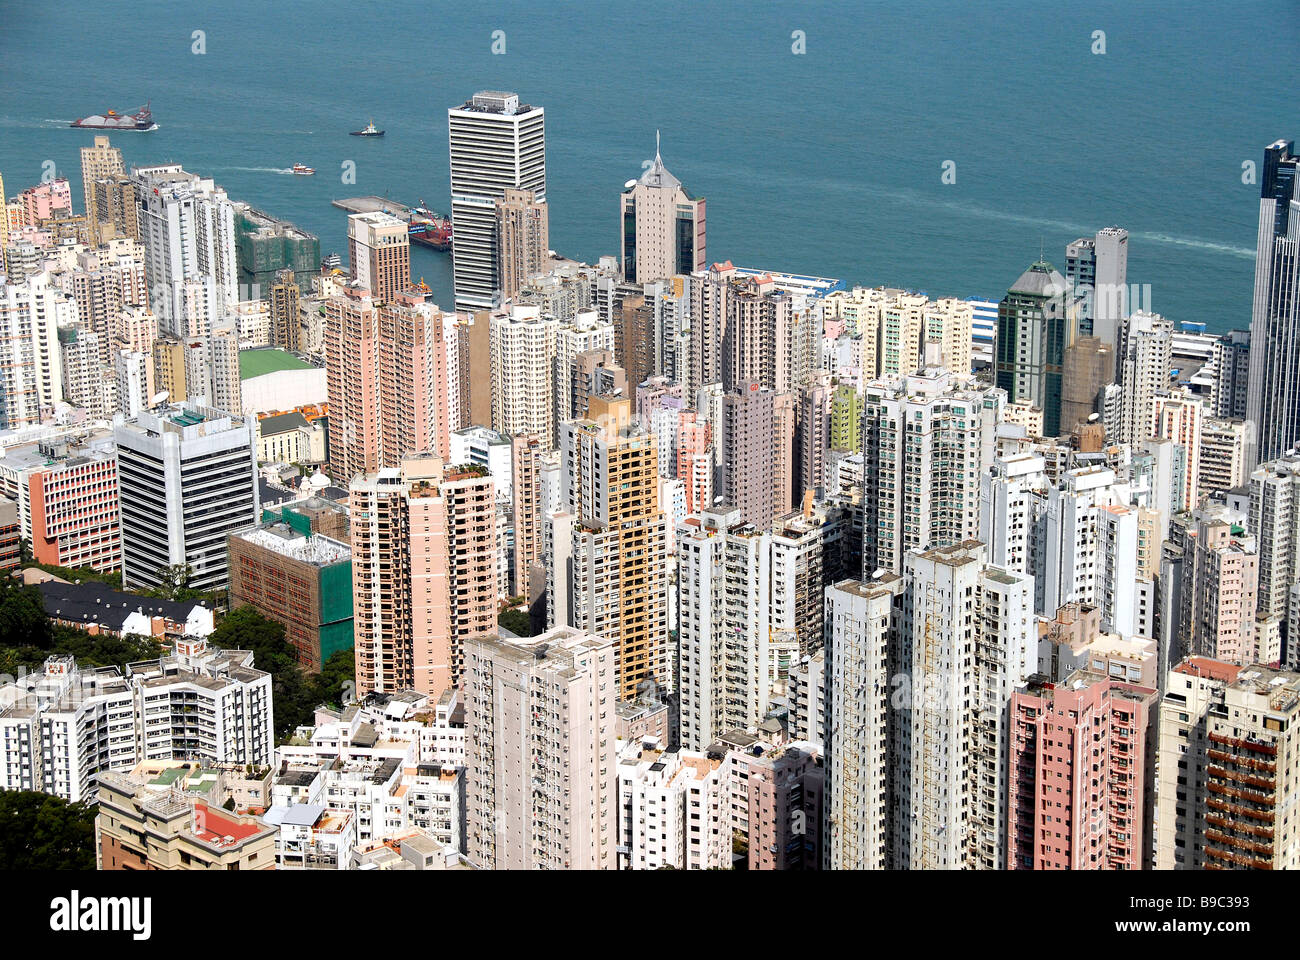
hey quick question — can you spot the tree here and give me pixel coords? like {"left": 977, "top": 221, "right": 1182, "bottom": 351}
{"left": 0, "top": 581, "right": 53, "bottom": 650}
{"left": 0, "top": 792, "right": 97, "bottom": 870}
{"left": 311, "top": 649, "right": 355, "bottom": 710}
{"left": 498, "top": 607, "right": 533, "bottom": 637}
{"left": 153, "top": 563, "right": 195, "bottom": 601}
{"left": 209, "top": 608, "right": 356, "bottom": 741}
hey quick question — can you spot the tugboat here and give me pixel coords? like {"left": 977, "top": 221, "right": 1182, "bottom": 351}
{"left": 291, "top": 163, "right": 315, "bottom": 176}
{"left": 71, "top": 102, "right": 157, "bottom": 131}
{"left": 350, "top": 118, "right": 385, "bottom": 137}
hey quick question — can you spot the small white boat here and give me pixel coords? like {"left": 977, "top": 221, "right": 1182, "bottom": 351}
{"left": 291, "top": 163, "right": 315, "bottom": 176}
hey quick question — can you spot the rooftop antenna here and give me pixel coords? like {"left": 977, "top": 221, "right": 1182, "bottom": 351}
{"left": 655, "top": 129, "right": 661, "bottom": 163}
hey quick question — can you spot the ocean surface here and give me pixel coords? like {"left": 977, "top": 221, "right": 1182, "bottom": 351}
{"left": 2, "top": 0, "right": 1296, "bottom": 331}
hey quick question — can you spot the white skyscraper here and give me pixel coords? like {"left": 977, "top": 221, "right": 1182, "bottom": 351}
{"left": 1251, "top": 455, "right": 1300, "bottom": 667}
{"left": 131, "top": 165, "right": 238, "bottom": 338}
{"left": 823, "top": 576, "right": 900, "bottom": 871}
{"left": 979, "top": 453, "right": 1048, "bottom": 574}
{"left": 448, "top": 91, "right": 546, "bottom": 310}
{"left": 893, "top": 542, "right": 983, "bottom": 869}
{"left": 861, "top": 367, "right": 1004, "bottom": 575}
{"left": 891, "top": 542, "right": 1036, "bottom": 870}
{"left": 489, "top": 304, "right": 558, "bottom": 441}
{"left": 463, "top": 627, "right": 617, "bottom": 870}
{"left": 1116, "top": 310, "right": 1174, "bottom": 445}
{"left": 0, "top": 272, "right": 71, "bottom": 429}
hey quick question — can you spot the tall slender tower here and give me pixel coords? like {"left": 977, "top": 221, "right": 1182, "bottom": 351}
{"left": 448, "top": 92, "right": 546, "bottom": 310}
{"left": 131, "top": 165, "right": 238, "bottom": 338}
{"left": 995, "top": 259, "right": 1080, "bottom": 438}
{"left": 494, "top": 187, "right": 548, "bottom": 303}
{"left": 80, "top": 136, "right": 124, "bottom": 239}
{"left": 553, "top": 395, "right": 669, "bottom": 700}
{"left": 619, "top": 135, "right": 705, "bottom": 283}
{"left": 325, "top": 284, "right": 456, "bottom": 484}
{"left": 269, "top": 268, "right": 300, "bottom": 353}
{"left": 1247, "top": 139, "right": 1300, "bottom": 465}
{"left": 350, "top": 454, "right": 496, "bottom": 699}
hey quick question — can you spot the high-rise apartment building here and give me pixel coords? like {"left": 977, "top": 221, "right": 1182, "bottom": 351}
{"left": 892, "top": 542, "right": 980, "bottom": 869}
{"left": 61, "top": 238, "right": 149, "bottom": 366}
{"left": 80, "top": 135, "right": 124, "bottom": 239}
{"left": 269, "top": 268, "right": 301, "bottom": 352}
{"left": 1251, "top": 455, "right": 1300, "bottom": 667}
{"left": 1246, "top": 139, "right": 1300, "bottom": 465}
{"left": 719, "top": 383, "right": 780, "bottom": 530}
{"left": 91, "top": 173, "right": 140, "bottom": 242}
{"left": 1153, "top": 391, "right": 1204, "bottom": 511}
{"left": 722, "top": 273, "right": 819, "bottom": 395}
{"left": 510, "top": 432, "right": 544, "bottom": 599}
{"left": 326, "top": 284, "right": 458, "bottom": 484}
{"left": 1199, "top": 417, "right": 1250, "bottom": 497}
{"left": 675, "top": 506, "right": 828, "bottom": 750}
{"left": 615, "top": 293, "right": 655, "bottom": 393}
{"left": 114, "top": 400, "right": 259, "bottom": 591}
{"left": 494, "top": 187, "right": 548, "bottom": 303}
{"left": 464, "top": 627, "right": 617, "bottom": 870}
{"left": 1156, "top": 658, "right": 1300, "bottom": 870}
{"left": 552, "top": 396, "right": 669, "bottom": 700}
{"left": 1116, "top": 310, "right": 1174, "bottom": 444}
{"left": 347, "top": 211, "right": 409, "bottom": 303}
{"left": 822, "top": 287, "right": 975, "bottom": 380}
{"left": 552, "top": 309, "right": 617, "bottom": 444}
{"left": 1007, "top": 672, "right": 1157, "bottom": 869}
{"left": 349, "top": 454, "right": 497, "bottom": 699}
{"left": 489, "top": 304, "right": 558, "bottom": 441}
{"left": 448, "top": 91, "right": 546, "bottom": 310}
{"left": 131, "top": 165, "right": 238, "bottom": 337}
{"left": 1175, "top": 508, "right": 1260, "bottom": 665}
{"left": 860, "top": 367, "right": 1002, "bottom": 575}
{"left": 619, "top": 139, "right": 705, "bottom": 283}
{"left": 0, "top": 271, "right": 71, "bottom": 429}
{"left": 823, "top": 576, "right": 900, "bottom": 870}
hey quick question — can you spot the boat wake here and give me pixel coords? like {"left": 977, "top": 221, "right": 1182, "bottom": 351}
{"left": 220, "top": 166, "right": 296, "bottom": 175}
{"left": 856, "top": 184, "right": 1257, "bottom": 261}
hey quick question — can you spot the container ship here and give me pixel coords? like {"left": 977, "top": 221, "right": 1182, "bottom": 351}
{"left": 71, "top": 102, "right": 157, "bottom": 131}
{"left": 408, "top": 204, "right": 452, "bottom": 251}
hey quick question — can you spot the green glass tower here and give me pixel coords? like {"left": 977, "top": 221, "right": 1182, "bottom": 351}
{"left": 995, "top": 259, "right": 1078, "bottom": 438}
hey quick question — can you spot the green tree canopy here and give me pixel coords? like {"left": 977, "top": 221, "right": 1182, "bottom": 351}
{"left": 209, "top": 607, "right": 355, "bottom": 740}
{"left": 0, "top": 791, "right": 97, "bottom": 870}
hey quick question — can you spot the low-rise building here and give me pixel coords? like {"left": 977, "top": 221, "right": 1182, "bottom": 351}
{"left": 97, "top": 761, "right": 277, "bottom": 870}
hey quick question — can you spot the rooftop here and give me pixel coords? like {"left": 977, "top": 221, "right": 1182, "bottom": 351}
{"left": 240, "top": 348, "right": 314, "bottom": 381}
{"left": 234, "top": 523, "right": 350, "bottom": 565}
{"left": 39, "top": 579, "right": 202, "bottom": 631}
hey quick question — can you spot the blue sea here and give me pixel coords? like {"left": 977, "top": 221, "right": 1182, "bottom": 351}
{"left": 2, "top": 0, "right": 1296, "bottom": 331}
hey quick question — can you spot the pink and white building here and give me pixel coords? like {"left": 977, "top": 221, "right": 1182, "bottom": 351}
{"left": 1007, "top": 672, "right": 1157, "bottom": 870}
